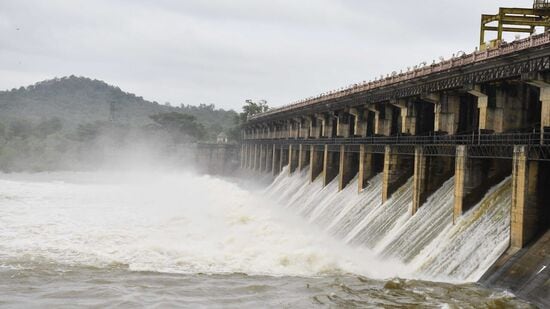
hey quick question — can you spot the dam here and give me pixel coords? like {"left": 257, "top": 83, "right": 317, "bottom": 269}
{"left": 233, "top": 3, "right": 550, "bottom": 306}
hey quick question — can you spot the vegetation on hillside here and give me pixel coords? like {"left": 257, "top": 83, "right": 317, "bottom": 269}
{"left": 150, "top": 112, "right": 206, "bottom": 142}
{"left": 0, "top": 76, "right": 238, "bottom": 141}
{"left": 0, "top": 76, "right": 271, "bottom": 172}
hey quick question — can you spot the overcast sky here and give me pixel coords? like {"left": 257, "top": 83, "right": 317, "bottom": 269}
{"left": 0, "top": 0, "right": 533, "bottom": 110}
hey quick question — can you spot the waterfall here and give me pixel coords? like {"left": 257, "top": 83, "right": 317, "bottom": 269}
{"left": 264, "top": 167, "right": 512, "bottom": 283}
{"left": 411, "top": 178, "right": 512, "bottom": 282}
{"left": 345, "top": 178, "right": 412, "bottom": 248}
{"left": 378, "top": 177, "right": 455, "bottom": 262}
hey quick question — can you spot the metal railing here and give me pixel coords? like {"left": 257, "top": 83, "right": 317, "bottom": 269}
{"left": 249, "top": 31, "right": 550, "bottom": 121}
{"left": 244, "top": 132, "right": 549, "bottom": 146}
{"left": 534, "top": 0, "right": 550, "bottom": 9}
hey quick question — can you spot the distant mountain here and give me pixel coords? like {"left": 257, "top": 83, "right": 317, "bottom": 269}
{"left": 0, "top": 76, "right": 178, "bottom": 127}
{"left": 0, "top": 76, "right": 238, "bottom": 140}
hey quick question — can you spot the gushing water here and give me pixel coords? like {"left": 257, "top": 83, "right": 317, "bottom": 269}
{"left": 413, "top": 178, "right": 512, "bottom": 282}
{"left": 0, "top": 171, "right": 401, "bottom": 279}
{"left": 0, "top": 170, "right": 528, "bottom": 308}
{"left": 267, "top": 167, "right": 513, "bottom": 282}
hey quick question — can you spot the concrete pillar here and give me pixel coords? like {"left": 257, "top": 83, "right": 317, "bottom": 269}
{"left": 412, "top": 146, "right": 428, "bottom": 215}
{"left": 280, "top": 146, "right": 289, "bottom": 172}
{"left": 338, "top": 145, "right": 358, "bottom": 191}
{"left": 323, "top": 117, "right": 334, "bottom": 138}
{"left": 454, "top": 146, "right": 470, "bottom": 223}
{"left": 253, "top": 144, "right": 259, "bottom": 170}
{"left": 264, "top": 144, "right": 273, "bottom": 172}
{"left": 289, "top": 145, "right": 299, "bottom": 174}
{"left": 455, "top": 147, "right": 502, "bottom": 222}
{"left": 527, "top": 80, "right": 550, "bottom": 143}
{"left": 542, "top": 87, "right": 550, "bottom": 142}
{"left": 244, "top": 144, "right": 249, "bottom": 169}
{"left": 392, "top": 99, "right": 417, "bottom": 135}
{"left": 412, "top": 147, "right": 454, "bottom": 215}
{"left": 468, "top": 86, "right": 492, "bottom": 133}
{"left": 488, "top": 83, "right": 535, "bottom": 134}
{"left": 259, "top": 144, "right": 266, "bottom": 172}
{"left": 314, "top": 114, "right": 325, "bottom": 138}
{"left": 336, "top": 111, "right": 350, "bottom": 138}
{"left": 511, "top": 146, "right": 546, "bottom": 249}
{"left": 254, "top": 144, "right": 263, "bottom": 172}
{"left": 251, "top": 144, "right": 257, "bottom": 170}
{"left": 374, "top": 105, "right": 392, "bottom": 136}
{"left": 298, "top": 144, "right": 309, "bottom": 171}
{"left": 323, "top": 145, "right": 339, "bottom": 186}
{"left": 253, "top": 144, "right": 259, "bottom": 171}
{"left": 246, "top": 144, "right": 252, "bottom": 169}
{"left": 350, "top": 107, "right": 367, "bottom": 137}
{"left": 272, "top": 146, "right": 281, "bottom": 175}
{"left": 310, "top": 145, "right": 323, "bottom": 182}
{"left": 212, "top": 145, "right": 227, "bottom": 175}
{"left": 358, "top": 145, "right": 375, "bottom": 192}
{"left": 382, "top": 146, "right": 414, "bottom": 203}
{"left": 423, "top": 92, "right": 460, "bottom": 134}
{"left": 300, "top": 117, "right": 311, "bottom": 139}
{"left": 273, "top": 124, "right": 279, "bottom": 139}
{"left": 284, "top": 121, "right": 290, "bottom": 139}
{"left": 291, "top": 119, "right": 300, "bottom": 139}
{"left": 493, "top": 86, "right": 509, "bottom": 133}
{"left": 318, "top": 113, "right": 335, "bottom": 138}
{"left": 438, "top": 94, "right": 460, "bottom": 134}
{"left": 310, "top": 117, "right": 321, "bottom": 138}
{"left": 454, "top": 146, "right": 511, "bottom": 223}
{"left": 240, "top": 144, "right": 245, "bottom": 169}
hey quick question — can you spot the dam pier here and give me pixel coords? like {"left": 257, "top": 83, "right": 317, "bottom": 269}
{"left": 242, "top": 31, "right": 550, "bottom": 252}
{"left": 236, "top": 24, "right": 550, "bottom": 305}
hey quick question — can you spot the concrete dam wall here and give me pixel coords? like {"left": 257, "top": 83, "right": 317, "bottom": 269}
{"left": 262, "top": 167, "right": 512, "bottom": 282}
{"left": 235, "top": 32, "right": 550, "bottom": 306}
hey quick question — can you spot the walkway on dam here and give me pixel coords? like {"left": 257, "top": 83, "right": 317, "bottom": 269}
{"left": 239, "top": 32, "right": 550, "bottom": 256}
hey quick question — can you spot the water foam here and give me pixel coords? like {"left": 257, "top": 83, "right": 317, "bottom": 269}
{"left": 0, "top": 171, "right": 404, "bottom": 278}
{"left": 266, "top": 167, "right": 512, "bottom": 283}
{"left": 0, "top": 167, "right": 512, "bottom": 282}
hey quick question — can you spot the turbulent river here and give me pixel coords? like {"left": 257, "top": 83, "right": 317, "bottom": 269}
{"left": 0, "top": 170, "right": 534, "bottom": 308}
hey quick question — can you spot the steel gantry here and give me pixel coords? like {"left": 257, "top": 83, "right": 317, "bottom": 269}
{"left": 480, "top": 1, "right": 550, "bottom": 49}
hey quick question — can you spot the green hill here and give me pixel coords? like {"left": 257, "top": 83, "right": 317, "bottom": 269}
{"left": 0, "top": 76, "right": 238, "bottom": 140}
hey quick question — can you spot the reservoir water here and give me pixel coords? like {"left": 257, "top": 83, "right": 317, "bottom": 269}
{"left": 0, "top": 170, "right": 534, "bottom": 308}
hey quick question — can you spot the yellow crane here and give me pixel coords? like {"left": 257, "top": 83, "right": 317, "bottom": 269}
{"left": 480, "top": 0, "right": 550, "bottom": 49}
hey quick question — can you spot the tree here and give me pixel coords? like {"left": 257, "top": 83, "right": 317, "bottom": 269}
{"left": 239, "top": 100, "right": 269, "bottom": 123}
{"left": 150, "top": 112, "right": 206, "bottom": 142}
{"left": 76, "top": 122, "right": 102, "bottom": 142}
{"left": 34, "top": 118, "right": 63, "bottom": 138}
{"left": 8, "top": 119, "right": 33, "bottom": 139}
{"left": 227, "top": 100, "right": 269, "bottom": 141}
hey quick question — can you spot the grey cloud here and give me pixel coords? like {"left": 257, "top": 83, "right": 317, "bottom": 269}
{"left": 0, "top": 0, "right": 535, "bottom": 109}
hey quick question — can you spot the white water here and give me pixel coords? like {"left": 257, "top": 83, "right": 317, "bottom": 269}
{"left": 267, "top": 167, "right": 513, "bottom": 282}
{"left": 0, "top": 171, "right": 406, "bottom": 279}
{"left": 0, "top": 167, "right": 512, "bottom": 284}
{"left": 412, "top": 177, "right": 512, "bottom": 282}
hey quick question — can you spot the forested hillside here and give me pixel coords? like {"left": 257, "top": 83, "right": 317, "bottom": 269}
{"left": 0, "top": 76, "right": 238, "bottom": 140}
{"left": 0, "top": 76, "right": 241, "bottom": 171}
